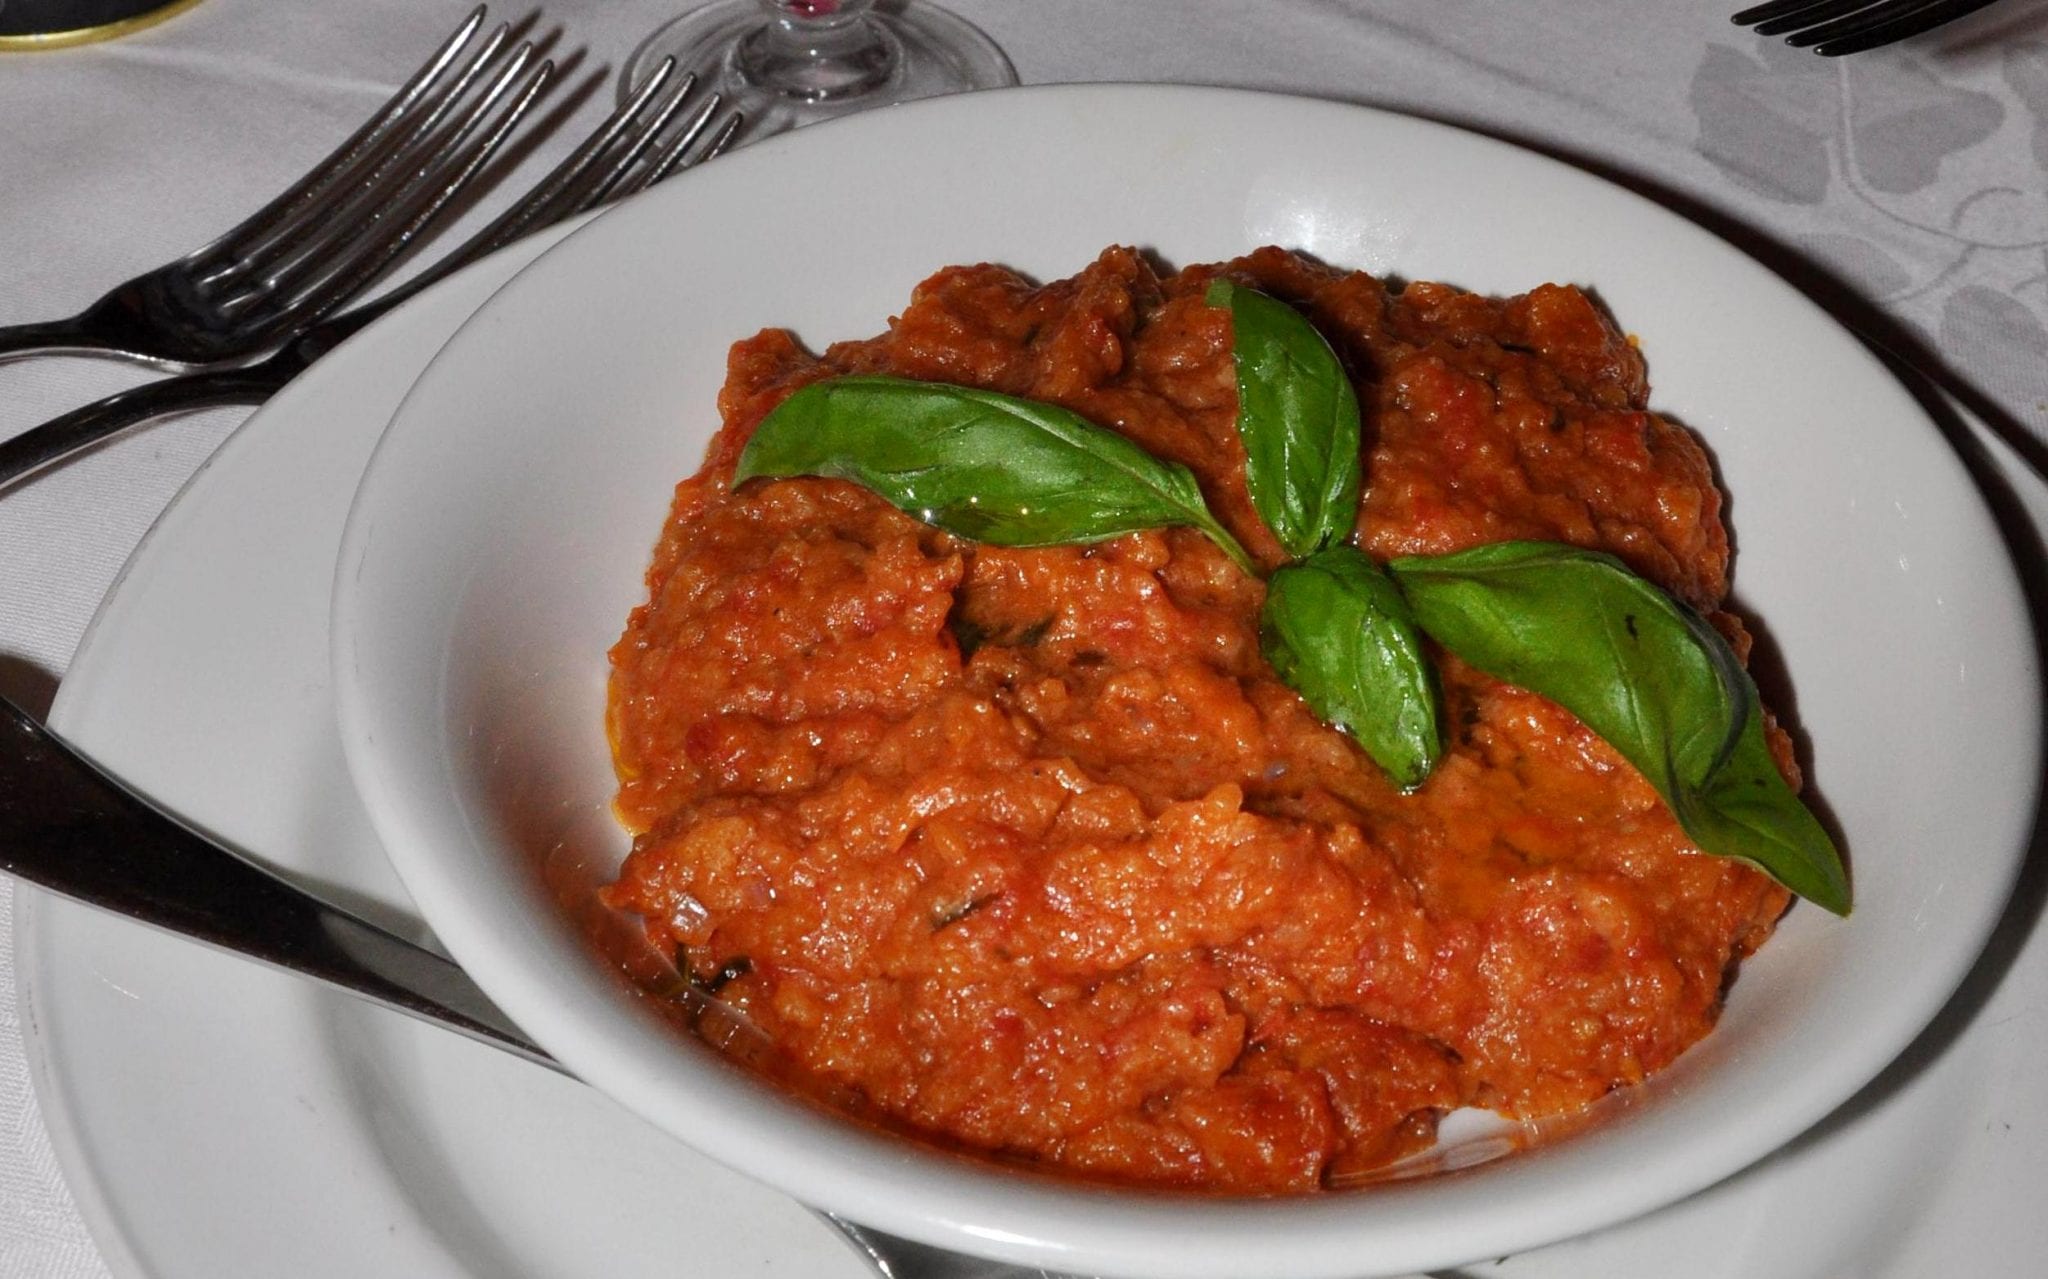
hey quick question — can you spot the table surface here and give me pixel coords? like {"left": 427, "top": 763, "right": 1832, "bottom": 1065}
{"left": 4, "top": 2, "right": 2046, "bottom": 1275}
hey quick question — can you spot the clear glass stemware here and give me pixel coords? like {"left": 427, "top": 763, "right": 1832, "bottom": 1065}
{"left": 621, "top": 0, "right": 1015, "bottom": 136}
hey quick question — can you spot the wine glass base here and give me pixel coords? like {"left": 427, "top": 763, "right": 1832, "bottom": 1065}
{"left": 620, "top": 1, "right": 1017, "bottom": 138}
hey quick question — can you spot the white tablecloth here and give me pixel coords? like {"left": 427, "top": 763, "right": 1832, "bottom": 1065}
{"left": 4, "top": 1, "right": 2045, "bottom": 1274}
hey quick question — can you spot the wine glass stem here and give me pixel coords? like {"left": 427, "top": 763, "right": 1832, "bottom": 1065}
{"left": 737, "top": 0, "right": 897, "bottom": 101}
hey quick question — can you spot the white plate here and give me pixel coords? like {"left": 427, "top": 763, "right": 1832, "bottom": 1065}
{"left": 20, "top": 91, "right": 2046, "bottom": 1279}
{"left": 335, "top": 85, "right": 2037, "bottom": 1277}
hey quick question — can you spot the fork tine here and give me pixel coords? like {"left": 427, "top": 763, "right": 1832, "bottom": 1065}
{"left": 244, "top": 36, "right": 544, "bottom": 296}
{"left": 480, "top": 57, "right": 684, "bottom": 237}
{"left": 257, "top": 53, "right": 558, "bottom": 333}
{"left": 410, "top": 58, "right": 696, "bottom": 256}
{"left": 1782, "top": 0, "right": 1919, "bottom": 44}
{"left": 1733, "top": 0, "right": 1999, "bottom": 48}
{"left": 1732, "top": 0, "right": 1852, "bottom": 25}
{"left": 643, "top": 106, "right": 741, "bottom": 189}
{"left": 326, "top": 77, "right": 735, "bottom": 327}
{"left": 223, "top": 39, "right": 546, "bottom": 318}
{"left": 186, "top": 7, "right": 490, "bottom": 262}
{"left": 534, "top": 68, "right": 715, "bottom": 216}
{"left": 203, "top": 21, "right": 522, "bottom": 294}
{"left": 1801, "top": 0, "right": 2002, "bottom": 51}
{"left": 580, "top": 73, "right": 709, "bottom": 206}
{"left": 1741, "top": 0, "right": 1875, "bottom": 35}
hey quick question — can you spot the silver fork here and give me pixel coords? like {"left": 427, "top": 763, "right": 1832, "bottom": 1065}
{"left": 0, "top": 61, "right": 741, "bottom": 494}
{"left": 1731, "top": 0, "right": 2004, "bottom": 54}
{"left": 0, "top": 6, "right": 548, "bottom": 370}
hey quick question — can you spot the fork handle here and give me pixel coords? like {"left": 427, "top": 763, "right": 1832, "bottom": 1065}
{"left": 0, "top": 365, "right": 287, "bottom": 492}
{"left": 0, "top": 315, "right": 99, "bottom": 362}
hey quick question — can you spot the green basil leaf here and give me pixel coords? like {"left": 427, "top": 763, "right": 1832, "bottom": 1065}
{"left": 1206, "top": 279, "right": 1362, "bottom": 560}
{"left": 1678, "top": 683, "right": 1849, "bottom": 913}
{"left": 1260, "top": 546, "right": 1442, "bottom": 790}
{"left": 1387, "top": 541, "right": 1850, "bottom": 914}
{"left": 733, "top": 375, "right": 1256, "bottom": 575}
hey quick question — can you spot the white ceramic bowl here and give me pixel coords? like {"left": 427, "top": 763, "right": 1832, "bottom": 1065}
{"left": 331, "top": 85, "right": 2039, "bottom": 1279}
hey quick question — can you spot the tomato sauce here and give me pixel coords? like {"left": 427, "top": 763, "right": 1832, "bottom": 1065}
{"left": 604, "top": 247, "right": 1791, "bottom": 1192}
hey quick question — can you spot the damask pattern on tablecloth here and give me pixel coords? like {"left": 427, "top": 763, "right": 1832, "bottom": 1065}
{"left": 1691, "top": 38, "right": 2048, "bottom": 429}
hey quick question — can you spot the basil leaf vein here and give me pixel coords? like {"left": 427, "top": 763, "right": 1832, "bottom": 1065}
{"left": 1387, "top": 541, "right": 1849, "bottom": 914}
{"left": 1207, "top": 280, "right": 1362, "bottom": 560}
{"left": 734, "top": 375, "right": 1255, "bottom": 574}
{"left": 1260, "top": 546, "right": 1442, "bottom": 790}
